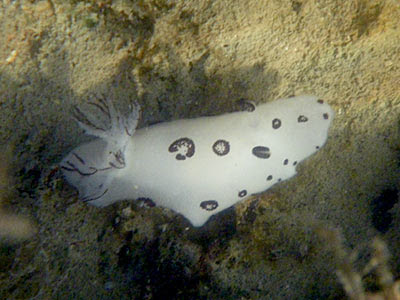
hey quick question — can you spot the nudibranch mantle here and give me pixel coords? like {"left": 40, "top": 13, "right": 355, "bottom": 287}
{"left": 61, "top": 95, "right": 334, "bottom": 227}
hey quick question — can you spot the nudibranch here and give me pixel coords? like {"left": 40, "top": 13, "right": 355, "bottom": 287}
{"left": 60, "top": 95, "right": 334, "bottom": 227}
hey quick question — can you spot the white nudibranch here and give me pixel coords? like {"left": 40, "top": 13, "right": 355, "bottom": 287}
{"left": 60, "top": 95, "right": 334, "bottom": 227}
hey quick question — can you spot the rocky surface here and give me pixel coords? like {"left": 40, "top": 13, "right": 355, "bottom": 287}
{"left": 0, "top": 0, "right": 399, "bottom": 299}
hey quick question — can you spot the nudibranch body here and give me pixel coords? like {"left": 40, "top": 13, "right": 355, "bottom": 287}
{"left": 61, "top": 95, "right": 334, "bottom": 227}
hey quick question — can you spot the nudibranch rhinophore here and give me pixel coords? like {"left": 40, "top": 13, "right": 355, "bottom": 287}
{"left": 60, "top": 95, "right": 334, "bottom": 227}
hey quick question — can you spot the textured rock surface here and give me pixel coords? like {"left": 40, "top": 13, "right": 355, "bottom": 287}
{"left": 0, "top": 0, "right": 399, "bottom": 298}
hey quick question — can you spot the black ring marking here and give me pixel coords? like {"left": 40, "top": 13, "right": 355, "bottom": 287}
{"left": 200, "top": 200, "right": 219, "bottom": 211}
{"left": 272, "top": 118, "right": 281, "bottom": 129}
{"left": 238, "top": 190, "right": 247, "bottom": 197}
{"left": 168, "top": 137, "right": 195, "bottom": 160}
{"left": 297, "top": 115, "right": 308, "bottom": 123}
{"left": 252, "top": 146, "right": 271, "bottom": 159}
{"left": 323, "top": 113, "right": 329, "bottom": 120}
{"left": 212, "top": 139, "right": 230, "bottom": 156}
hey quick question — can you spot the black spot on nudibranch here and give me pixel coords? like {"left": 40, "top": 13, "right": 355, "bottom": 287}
{"left": 252, "top": 146, "right": 271, "bottom": 159}
{"left": 168, "top": 137, "right": 195, "bottom": 160}
{"left": 297, "top": 115, "right": 308, "bottom": 123}
{"left": 317, "top": 99, "right": 324, "bottom": 104}
{"left": 238, "top": 190, "right": 247, "bottom": 197}
{"left": 267, "top": 175, "right": 273, "bottom": 181}
{"left": 200, "top": 200, "right": 219, "bottom": 211}
{"left": 293, "top": 161, "right": 297, "bottom": 166}
{"left": 283, "top": 159, "right": 289, "bottom": 165}
{"left": 212, "top": 139, "right": 230, "bottom": 156}
{"left": 272, "top": 118, "right": 281, "bottom": 129}
{"left": 323, "top": 113, "right": 329, "bottom": 120}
